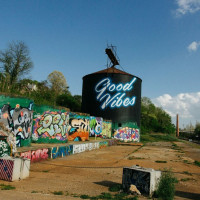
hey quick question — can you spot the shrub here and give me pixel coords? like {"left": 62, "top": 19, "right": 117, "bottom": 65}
{"left": 156, "top": 171, "right": 177, "bottom": 200}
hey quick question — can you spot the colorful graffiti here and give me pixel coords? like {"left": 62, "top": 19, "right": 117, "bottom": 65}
{"left": 114, "top": 127, "right": 140, "bottom": 142}
{"left": 33, "top": 111, "right": 69, "bottom": 142}
{"left": 51, "top": 145, "right": 73, "bottom": 159}
{"left": 20, "top": 148, "right": 49, "bottom": 162}
{"left": 89, "top": 117, "right": 103, "bottom": 136}
{"left": 0, "top": 140, "right": 10, "bottom": 157}
{"left": 102, "top": 121, "right": 112, "bottom": 138}
{"left": 68, "top": 113, "right": 89, "bottom": 141}
{"left": 99, "top": 141, "right": 108, "bottom": 149}
{"left": 0, "top": 159, "right": 14, "bottom": 181}
{"left": 0, "top": 103, "right": 33, "bottom": 147}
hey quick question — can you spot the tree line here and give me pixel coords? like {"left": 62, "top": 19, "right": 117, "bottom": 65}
{"left": 0, "top": 41, "right": 176, "bottom": 134}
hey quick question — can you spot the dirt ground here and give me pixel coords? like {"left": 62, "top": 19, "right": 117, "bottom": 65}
{"left": 0, "top": 140, "right": 200, "bottom": 200}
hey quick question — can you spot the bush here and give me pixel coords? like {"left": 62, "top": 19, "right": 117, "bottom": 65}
{"left": 156, "top": 171, "right": 177, "bottom": 200}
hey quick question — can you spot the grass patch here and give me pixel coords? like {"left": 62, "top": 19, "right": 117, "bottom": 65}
{"left": 155, "top": 160, "right": 167, "bottom": 163}
{"left": 154, "top": 171, "right": 178, "bottom": 200}
{"left": 52, "top": 191, "right": 63, "bottom": 195}
{"left": 194, "top": 160, "right": 200, "bottom": 167}
{"left": 0, "top": 184, "right": 16, "bottom": 190}
{"left": 171, "top": 143, "right": 181, "bottom": 151}
{"left": 42, "top": 170, "right": 49, "bottom": 173}
{"left": 108, "top": 183, "right": 122, "bottom": 192}
{"left": 141, "top": 134, "right": 178, "bottom": 143}
{"left": 31, "top": 190, "right": 38, "bottom": 193}
{"left": 128, "top": 156, "right": 145, "bottom": 160}
{"left": 180, "top": 178, "right": 195, "bottom": 182}
{"left": 80, "top": 194, "right": 90, "bottom": 199}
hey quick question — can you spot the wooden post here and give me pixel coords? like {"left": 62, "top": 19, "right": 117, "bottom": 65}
{"left": 176, "top": 114, "right": 179, "bottom": 137}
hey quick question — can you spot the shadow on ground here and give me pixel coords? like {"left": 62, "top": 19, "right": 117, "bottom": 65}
{"left": 94, "top": 180, "right": 120, "bottom": 188}
{"left": 175, "top": 190, "right": 200, "bottom": 200}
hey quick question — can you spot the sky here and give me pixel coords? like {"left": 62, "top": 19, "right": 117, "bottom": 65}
{"left": 0, "top": 0, "right": 200, "bottom": 127}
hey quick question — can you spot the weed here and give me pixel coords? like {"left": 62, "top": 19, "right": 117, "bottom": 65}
{"left": 194, "top": 160, "right": 200, "bottom": 167}
{"left": 80, "top": 194, "right": 90, "bottom": 199}
{"left": 31, "top": 190, "right": 38, "bottom": 193}
{"left": 42, "top": 170, "right": 49, "bottom": 173}
{"left": 52, "top": 191, "right": 63, "bottom": 195}
{"left": 155, "top": 171, "right": 178, "bottom": 200}
{"left": 183, "top": 160, "right": 190, "bottom": 164}
{"left": 155, "top": 160, "right": 167, "bottom": 163}
{"left": 109, "top": 183, "right": 122, "bottom": 192}
{"left": 180, "top": 178, "right": 194, "bottom": 182}
{"left": 141, "top": 134, "right": 178, "bottom": 143}
{"left": 128, "top": 156, "right": 144, "bottom": 160}
{"left": 98, "top": 192, "right": 112, "bottom": 199}
{"left": 0, "top": 184, "right": 16, "bottom": 190}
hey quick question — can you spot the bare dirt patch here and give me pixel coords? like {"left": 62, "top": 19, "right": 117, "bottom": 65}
{"left": 0, "top": 141, "right": 200, "bottom": 200}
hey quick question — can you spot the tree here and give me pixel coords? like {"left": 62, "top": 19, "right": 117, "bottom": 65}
{"left": 0, "top": 41, "right": 33, "bottom": 85}
{"left": 194, "top": 122, "right": 200, "bottom": 139}
{"left": 47, "top": 70, "right": 69, "bottom": 95}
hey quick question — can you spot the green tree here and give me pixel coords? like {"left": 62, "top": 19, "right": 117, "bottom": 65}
{"left": 194, "top": 122, "right": 200, "bottom": 138}
{"left": 0, "top": 41, "right": 33, "bottom": 86}
{"left": 47, "top": 70, "right": 69, "bottom": 95}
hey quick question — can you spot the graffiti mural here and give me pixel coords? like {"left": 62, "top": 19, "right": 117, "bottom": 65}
{"left": 20, "top": 148, "right": 49, "bottom": 162}
{"left": 89, "top": 117, "right": 103, "bottom": 137}
{"left": 33, "top": 111, "right": 69, "bottom": 142}
{"left": 99, "top": 141, "right": 108, "bottom": 149}
{"left": 114, "top": 127, "right": 140, "bottom": 142}
{"left": 108, "top": 139, "right": 117, "bottom": 146}
{"left": 102, "top": 121, "right": 112, "bottom": 138}
{"left": 0, "top": 140, "right": 10, "bottom": 157}
{"left": 68, "top": 113, "right": 89, "bottom": 141}
{"left": 51, "top": 145, "right": 73, "bottom": 159}
{"left": 0, "top": 103, "right": 33, "bottom": 147}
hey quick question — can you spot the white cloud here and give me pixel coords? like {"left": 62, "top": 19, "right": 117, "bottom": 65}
{"left": 152, "top": 92, "right": 200, "bottom": 127}
{"left": 187, "top": 41, "right": 200, "bottom": 51}
{"left": 175, "top": 0, "right": 200, "bottom": 16}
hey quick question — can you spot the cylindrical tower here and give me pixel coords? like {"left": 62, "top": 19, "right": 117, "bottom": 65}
{"left": 82, "top": 66, "right": 142, "bottom": 131}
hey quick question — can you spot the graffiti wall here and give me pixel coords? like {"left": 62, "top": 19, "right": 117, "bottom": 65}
{"left": 20, "top": 148, "right": 49, "bottom": 162}
{"left": 0, "top": 139, "right": 10, "bottom": 157}
{"left": 32, "top": 111, "right": 69, "bottom": 143}
{"left": 0, "top": 96, "right": 33, "bottom": 147}
{"left": 89, "top": 117, "right": 103, "bottom": 137}
{"left": 102, "top": 121, "right": 112, "bottom": 138}
{"left": 114, "top": 127, "right": 140, "bottom": 142}
{"left": 51, "top": 145, "right": 73, "bottom": 159}
{"left": 99, "top": 141, "right": 108, "bottom": 149}
{"left": 68, "top": 113, "right": 89, "bottom": 141}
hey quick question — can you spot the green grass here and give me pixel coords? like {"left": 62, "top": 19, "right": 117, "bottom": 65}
{"left": 77, "top": 192, "right": 138, "bottom": 200}
{"left": 180, "top": 178, "right": 195, "bottom": 182}
{"left": 154, "top": 171, "right": 178, "bottom": 200}
{"left": 194, "top": 160, "right": 200, "bottom": 167}
{"left": 155, "top": 160, "right": 167, "bottom": 163}
{"left": 108, "top": 183, "right": 122, "bottom": 192}
{"left": 0, "top": 184, "right": 16, "bottom": 190}
{"left": 42, "top": 170, "right": 49, "bottom": 173}
{"left": 171, "top": 143, "right": 182, "bottom": 151}
{"left": 31, "top": 190, "right": 38, "bottom": 193}
{"left": 141, "top": 134, "right": 178, "bottom": 143}
{"left": 52, "top": 191, "right": 63, "bottom": 195}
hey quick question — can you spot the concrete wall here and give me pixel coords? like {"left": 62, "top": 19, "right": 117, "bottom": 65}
{"left": 0, "top": 95, "right": 33, "bottom": 147}
{"left": 20, "top": 139, "right": 116, "bottom": 163}
{"left": 114, "top": 127, "right": 140, "bottom": 142}
{"left": 32, "top": 111, "right": 69, "bottom": 143}
{"left": 102, "top": 121, "right": 112, "bottom": 138}
{"left": 89, "top": 116, "right": 103, "bottom": 137}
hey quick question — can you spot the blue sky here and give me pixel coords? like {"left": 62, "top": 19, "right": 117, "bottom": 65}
{"left": 0, "top": 0, "right": 200, "bottom": 126}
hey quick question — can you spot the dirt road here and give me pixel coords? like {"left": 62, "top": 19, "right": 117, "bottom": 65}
{"left": 0, "top": 140, "right": 200, "bottom": 200}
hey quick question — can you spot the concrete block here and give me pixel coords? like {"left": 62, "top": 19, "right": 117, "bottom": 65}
{"left": 122, "top": 165, "right": 161, "bottom": 196}
{"left": 0, "top": 157, "right": 30, "bottom": 181}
